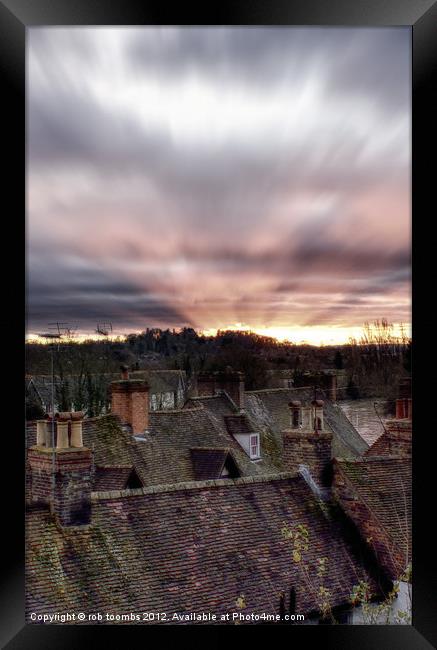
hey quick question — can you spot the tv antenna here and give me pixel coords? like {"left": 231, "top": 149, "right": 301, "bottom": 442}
{"left": 95, "top": 322, "right": 113, "bottom": 337}
{"left": 96, "top": 323, "right": 114, "bottom": 408}
{"left": 37, "top": 322, "right": 77, "bottom": 344}
{"left": 36, "top": 322, "right": 74, "bottom": 514}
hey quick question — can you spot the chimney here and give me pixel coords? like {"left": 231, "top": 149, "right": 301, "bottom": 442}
{"left": 195, "top": 368, "right": 246, "bottom": 410}
{"left": 395, "top": 377, "right": 412, "bottom": 420}
{"left": 395, "top": 398, "right": 409, "bottom": 420}
{"left": 196, "top": 372, "right": 216, "bottom": 397}
{"left": 70, "top": 411, "right": 85, "bottom": 447}
{"left": 289, "top": 401, "right": 302, "bottom": 428}
{"left": 328, "top": 373, "right": 337, "bottom": 402}
{"left": 28, "top": 412, "right": 92, "bottom": 527}
{"left": 399, "top": 377, "right": 411, "bottom": 398}
{"left": 312, "top": 399, "right": 324, "bottom": 431}
{"left": 215, "top": 368, "right": 245, "bottom": 410}
{"left": 56, "top": 412, "right": 70, "bottom": 449}
{"left": 36, "top": 419, "right": 49, "bottom": 446}
{"left": 282, "top": 400, "right": 332, "bottom": 487}
{"left": 110, "top": 367, "right": 149, "bottom": 434}
{"left": 120, "top": 364, "right": 130, "bottom": 380}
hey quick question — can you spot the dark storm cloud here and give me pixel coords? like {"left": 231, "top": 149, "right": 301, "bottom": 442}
{"left": 128, "top": 27, "right": 409, "bottom": 109}
{"left": 27, "top": 274, "right": 191, "bottom": 332}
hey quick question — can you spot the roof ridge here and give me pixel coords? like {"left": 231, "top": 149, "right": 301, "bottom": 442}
{"left": 150, "top": 405, "right": 205, "bottom": 414}
{"left": 91, "top": 471, "right": 296, "bottom": 500}
{"left": 96, "top": 464, "right": 133, "bottom": 469}
{"left": 246, "top": 387, "right": 313, "bottom": 394}
{"left": 335, "top": 455, "right": 410, "bottom": 465}
{"left": 190, "top": 446, "right": 231, "bottom": 451}
{"left": 188, "top": 395, "right": 222, "bottom": 401}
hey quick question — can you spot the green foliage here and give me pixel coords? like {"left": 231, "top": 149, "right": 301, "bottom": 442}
{"left": 281, "top": 518, "right": 411, "bottom": 625}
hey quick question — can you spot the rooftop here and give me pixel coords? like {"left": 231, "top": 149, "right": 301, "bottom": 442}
{"left": 26, "top": 475, "right": 388, "bottom": 623}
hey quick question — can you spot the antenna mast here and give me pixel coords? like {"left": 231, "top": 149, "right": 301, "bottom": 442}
{"left": 36, "top": 322, "right": 74, "bottom": 514}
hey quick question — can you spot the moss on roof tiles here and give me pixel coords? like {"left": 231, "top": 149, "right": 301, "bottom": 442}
{"left": 26, "top": 476, "right": 387, "bottom": 623}
{"left": 245, "top": 388, "right": 368, "bottom": 459}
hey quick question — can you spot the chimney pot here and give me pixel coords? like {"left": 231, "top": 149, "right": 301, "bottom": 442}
{"left": 57, "top": 412, "right": 71, "bottom": 422}
{"left": 70, "top": 418, "right": 84, "bottom": 448}
{"left": 36, "top": 420, "right": 48, "bottom": 446}
{"left": 120, "top": 365, "right": 130, "bottom": 380}
{"left": 56, "top": 420, "right": 70, "bottom": 449}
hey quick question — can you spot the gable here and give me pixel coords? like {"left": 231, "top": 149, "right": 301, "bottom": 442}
{"left": 190, "top": 448, "right": 240, "bottom": 480}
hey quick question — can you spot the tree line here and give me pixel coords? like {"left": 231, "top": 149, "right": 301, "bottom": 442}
{"left": 25, "top": 320, "right": 410, "bottom": 419}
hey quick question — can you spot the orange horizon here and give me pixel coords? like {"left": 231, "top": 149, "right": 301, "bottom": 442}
{"left": 25, "top": 322, "right": 411, "bottom": 348}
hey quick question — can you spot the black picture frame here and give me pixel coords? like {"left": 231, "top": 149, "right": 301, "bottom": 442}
{"left": 1, "top": 1, "right": 435, "bottom": 647}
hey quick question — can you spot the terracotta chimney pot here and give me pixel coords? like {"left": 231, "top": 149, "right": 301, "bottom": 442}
{"left": 57, "top": 412, "right": 71, "bottom": 422}
{"left": 70, "top": 416, "right": 84, "bottom": 447}
{"left": 36, "top": 420, "right": 48, "bottom": 446}
{"left": 56, "top": 421, "right": 69, "bottom": 449}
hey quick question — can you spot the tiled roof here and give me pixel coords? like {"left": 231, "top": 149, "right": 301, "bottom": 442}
{"left": 365, "top": 419, "right": 411, "bottom": 458}
{"left": 333, "top": 456, "right": 411, "bottom": 580}
{"left": 26, "top": 475, "right": 388, "bottom": 623}
{"left": 365, "top": 433, "right": 391, "bottom": 456}
{"left": 190, "top": 448, "right": 230, "bottom": 480}
{"left": 224, "top": 414, "right": 255, "bottom": 436}
{"left": 185, "top": 395, "right": 283, "bottom": 470}
{"left": 244, "top": 388, "right": 368, "bottom": 458}
{"left": 26, "top": 407, "right": 280, "bottom": 491}
{"left": 94, "top": 466, "right": 138, "bottom": 491}
{"left": 145, "top": 406, "right": 280, "bottom": 480}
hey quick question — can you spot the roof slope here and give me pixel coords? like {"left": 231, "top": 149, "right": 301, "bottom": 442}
{"left": 145, "top": 405, "right": 280, "bottom": 479}
{"left": 27, "top": 406, "right": 280, "bottom": 490}
{"left": 94, "top": 466, "right": 137, "bottom": 491}
{"left": 333, "top": 456, "right": 411, "bottom": 580}
{"left": 185, "top": 395, "right": 283, "bottom": 470}
{"left": 26, "top": 475, "right": 386, "bottom": 623}
{"left": 244, "top": 388, "right": 368, "bottom": 459}
{"left": 190, "top": 448, "right": 229, "bottom": 480}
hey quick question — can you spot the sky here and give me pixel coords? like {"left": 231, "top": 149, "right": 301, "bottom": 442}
{"left": 27, "top": 27, "right": 411, "bottom": 345}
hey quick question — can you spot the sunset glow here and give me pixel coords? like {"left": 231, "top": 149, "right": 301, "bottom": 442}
{"left": 28, "top": 28, "right": 411, "bottom": 339}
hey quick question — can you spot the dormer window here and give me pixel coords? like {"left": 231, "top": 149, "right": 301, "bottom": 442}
{"left": 249, "top": 434, "right": 260, "bottom": 459}
{"left": 224, "top": 415, "right": 261, "bottom": 461}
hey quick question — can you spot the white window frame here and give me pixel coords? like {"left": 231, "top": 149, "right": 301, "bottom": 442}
{"left": 249, "top": 433, "right": 260, "bottom": 459}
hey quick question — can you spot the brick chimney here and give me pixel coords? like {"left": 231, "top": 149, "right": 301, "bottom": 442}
{"left": 196, "top": 372, "right": 216, "bottom": 397}
{"left": 196, "top": 368, "right": 245, "bottom": 410}
{"left": 395, "top": 398, "right": 412, "bottom": 420}
{"left": 215, "top": 368, "right": 245, "bottom": 410}
{"left": 395, "top": 377, "right": 412, "bottom": 420}
{"left": 282, "top": 400, "right": 332, "bottom": 487}
{"left": 28, "top": 413, "right": 92, "bottom": 527}
{"left": 110, "top": 366, "right": 149, "bottom": 433}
